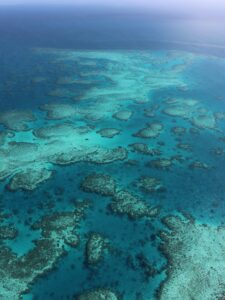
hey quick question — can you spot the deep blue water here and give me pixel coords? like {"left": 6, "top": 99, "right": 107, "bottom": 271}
{"left": 1, "top": 6, "right": 225, "bottom": 300}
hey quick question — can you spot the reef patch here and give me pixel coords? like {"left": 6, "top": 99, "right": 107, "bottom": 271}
{"left": 158, "top": 215, "right": 225, "bottom": 300}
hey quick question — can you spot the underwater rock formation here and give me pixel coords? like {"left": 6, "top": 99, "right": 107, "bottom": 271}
{"left": 158, "top": 215, "right": 225, "bottom": 300}
{"left": 85, "top": 233, "right": 106, "bottom": 265}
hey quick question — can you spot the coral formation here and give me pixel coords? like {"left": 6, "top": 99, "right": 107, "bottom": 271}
{"left": 191, "top": 113, "right": 216, "bottom": 129}
{"left": 113, "top": 109, "right": 133, "bottom": 121}
{"left": 189, "top": 161, "right": 210, "bottom": 169}
{"left": 97, "top": 128, "right": 121, "bottom": 138}
{"left": 158, "top": 215, "right": 225, "bottom": 300}
{"left": 50, "top": 146, "right": 127, "bottom": 166}
{"left": 110, "top": 190, "right": 159, "bottom": 220}
{"left": 134, "top": 123, "right": 163, "bottom": 139}
{"left": 8, "top": 168, "right": 53, "bottom": 191}
{"left": 40, "top": 103, "right": 78, "bottom": 120}
{"left": 129, "top": 143, "right": 161, "bottom": 155}
{"left": 76, "top": 288, "right": 119, "bottom": 300}
{"left": 0, "top": 110, "right": 36, "bottom": 131}
{"left": 81, "top": 173, "right": 116, "bottom": 196}
{"left": 0, "top": 226, "right": 18, "bottom": 240}
{"left": 147, "top": 158, "right": 173, "bottom": 170}
{"left": 81, "top": 173, "right": 159, "bottom": 220}
{"left": 135, "top": 176, "right": 165, "bottom": 193}
{"left": 34, "top": 123, "right": 90, "bottom": 139}
{"left": 171, "top": 126, "right": 186, "bottom": 135}
{"left": 176, "top": 143, "right": 192, "bottom": 152}
{"left": 0, "top": 201, "right": 89, "bottom": 299}
{"left": 85, "top": 233, "right": 106, "bottom": 265}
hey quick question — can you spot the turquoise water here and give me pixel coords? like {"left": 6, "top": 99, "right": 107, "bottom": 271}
{"left": 1, "top": 7, "right": 225, "bottom": 300}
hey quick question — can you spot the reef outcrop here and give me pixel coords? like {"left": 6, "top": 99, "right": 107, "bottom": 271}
{"left": 134, "top": 123, "right": 163, "bottom": 139}
{"left": 0, "top": 110, "right": 36, "bottom": 131}
{"left": 8, "top": 168, "right": 53, "bottom": 191}
{"left": 135, "top": 176, "right": 165, "bottom": 193}
{"left": 40, "top": 103, "right": 79, "bottom": 120}
{"left": 113, "top": 109, "right": 133, "bottom": 121}
{"left": 85, "top": 233, "right": 107, "bottom": 265}
{"left": 110, "top": 190, "right": 159, "bottom": 220}
{"left": 76, "top": 288, "right": 119, "bottom": 300}
{"left": 81, "top": 173, "right": 116, "bottom": 196}
{"left": 81, "top": 173, "right": 159, "bottom": 220}
{"left": 158, "top": 215, "right": 225, "bottom": 300}
{"left": 97, "top": 128, "right": 121, "bottom": 138}
{"left": 0, "top": 200, "right": 89, "bottom": 299}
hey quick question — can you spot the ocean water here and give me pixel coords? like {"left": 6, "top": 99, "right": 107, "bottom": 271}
{"left": 1, "top": 6, "right": 225, "bottom": 300}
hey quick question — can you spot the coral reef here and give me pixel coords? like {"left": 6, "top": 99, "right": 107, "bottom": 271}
{"left": 8, "top": 168, "right": 53, "bottom": 191}
{"left": 129, "top": 143, "right": 161, "bottom": 156}
{"left": 50, "top": 146, "right": 127, "bottom": 166}
{"left": 81, "top": 173, "right": 116, "bottom": 196}
{"left": 163, "top": 98, "right": 217, "bottom": 130}
{"left": 0, "top": 200, "right": 89, "bottom": 299}
{"left": 81, "top": 173, "right": 159, "bottom": 220}
{"left": 113, "top": 110, "right": 133, "bottom": 121}
{"left": 171, "top": 126, "right": 186, "bottom": 135}
{"left": 97, "top": 128, "right": 121, "bottom": 138}
{"left": 191, "top": 113, "right": 216, "bottom": 129}
{"left": 85, "top": 233, "right": 106, "bottom": 265}
{"left": 135, "top": 176, "right": 165, "bottom": 193}
{"left": 134, "top": 123, "right": 163, "bottom": 139}
{"left": 0, "top": 226, "right": 18, "bottom": 240}
{"left": 0, "top": 131, "right": 14, "bottom": 146}
{"left": 0, "top": 110, "right": 36, "bottom": 131}
{"left": 163, "top": 104, "right": 191, "bottom": 118}
{"left": 189, "top": 161, "right": 210, "bottom": 170}
{"left": 110, "top": 190, "right": 159, "bottom": 220}
{"left": 76, "top": 288, "right": 119, "bottom": 300}
{"left": 34, "top": 123, "right": 90, "bottom": 139}
{"left": 40, "top": 103, "right": 79, "bottom": 120}
{"left": 158, "top": 215, "right": 225, "bottom": 300}
{"left": 147, "top": 158, "right": 173, "bottom": 170}
{"left": 176, "top": 143, "right": 192, "bottom": 152}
